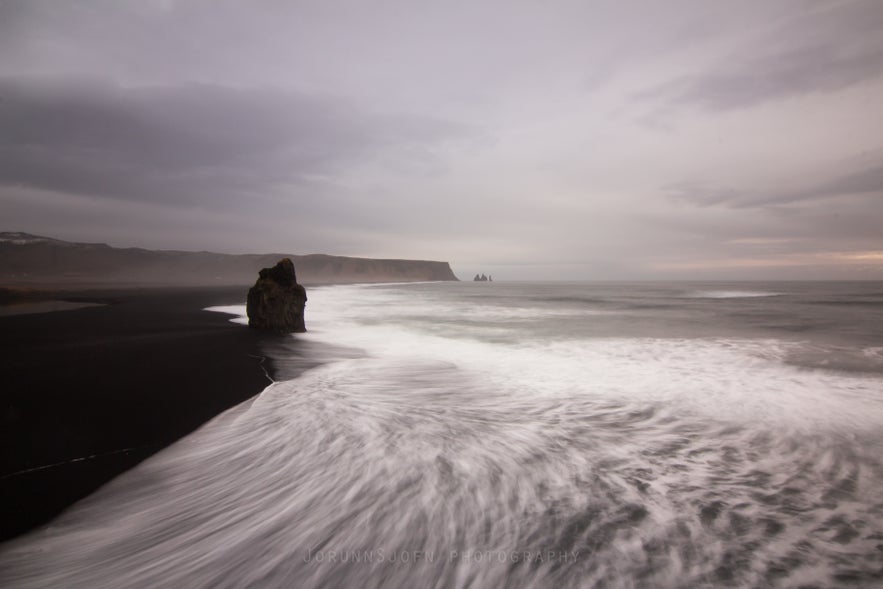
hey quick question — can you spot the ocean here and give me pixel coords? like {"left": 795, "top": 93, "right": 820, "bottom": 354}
{"left": 2, "top": 281, "right": 882, "bottom": 588}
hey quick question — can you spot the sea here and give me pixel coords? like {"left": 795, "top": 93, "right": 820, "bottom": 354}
{"left": 2, "top": 281, "right": 882, "bottom": 588}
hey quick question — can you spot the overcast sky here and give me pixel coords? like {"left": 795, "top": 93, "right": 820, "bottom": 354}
{"left": 2, "top": 0, "right": 882, "bottom": 279}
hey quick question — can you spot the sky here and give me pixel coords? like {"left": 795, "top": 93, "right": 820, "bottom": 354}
{"left": 1, "top": 0, "right": 882, "bottom": 280}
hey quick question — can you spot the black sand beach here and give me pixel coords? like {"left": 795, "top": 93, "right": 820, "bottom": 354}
{"left": 0, "top": 287, "right": 278, "bottom": 541}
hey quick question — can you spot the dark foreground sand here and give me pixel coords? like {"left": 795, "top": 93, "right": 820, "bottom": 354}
{"left": 0, "top": 287, "right": 283, "bottom": 541}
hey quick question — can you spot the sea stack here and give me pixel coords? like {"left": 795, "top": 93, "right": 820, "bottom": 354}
{"left": 246, "top": 258, "right": 307, "bottom": 332}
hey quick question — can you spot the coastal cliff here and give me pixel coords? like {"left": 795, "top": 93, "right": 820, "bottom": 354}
{"left": 0, "top": 232, "right": 458, "bottom": 285}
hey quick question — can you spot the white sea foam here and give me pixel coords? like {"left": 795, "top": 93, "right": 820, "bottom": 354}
{"left": 204, "top": 305, "right": 249, "bottom": 325}
{"left": 3, "top": 283, "right": 881, "bottom": 588}
{"left": 686, "top": 290, "right": 783, "bottom": 298}
{"left": 206, "top": 287, "right": 883, "bottom": 432}
{"left": 298, "top": 285, "right": 883, "bottom": 430}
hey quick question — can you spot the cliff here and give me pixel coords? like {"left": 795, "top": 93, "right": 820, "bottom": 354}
{"left": 0, "top": 232, "right": 458, "bottom": 286}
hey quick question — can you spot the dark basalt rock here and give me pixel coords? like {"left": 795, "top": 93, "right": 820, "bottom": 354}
{"left": 246, "top": 258, "right": 307, "bottom": 332}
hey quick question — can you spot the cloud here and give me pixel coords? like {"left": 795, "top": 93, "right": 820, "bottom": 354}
{"left": 667, "top": 160, "right": 883, "bottom": 209}
{"left": 1, "top": 2, "right": 882, "bottom": 277}
{"left": 665, "top": 183, "right": 750, "bottom": 207}
{"left": 749, "top": 162, "right": 883, "bottom": 207}
{"left": 639, "top": 1, "right": 883, "bottom": 111}
{"left": 648, "top": 44, "right": 883, "bottom": 112}
{"left": 651, "top": 250, "right": 883, "bottom": 271}
{"left": 0, "top": 76, "right": 467, "bottom": 208}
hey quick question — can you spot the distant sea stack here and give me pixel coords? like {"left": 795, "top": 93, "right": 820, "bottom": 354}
{"left": 473, "top": 273, "right": 492, "bottom": 282}
{"left": 246, "top": 258, "right": 307, "bottom": 333}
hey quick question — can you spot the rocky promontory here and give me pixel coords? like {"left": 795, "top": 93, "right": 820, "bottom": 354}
{"left": 246, "top": 258, "right": 307, "bottom": 332}
{"left": 0, "top": 232, "right": 458, "bottom": 285}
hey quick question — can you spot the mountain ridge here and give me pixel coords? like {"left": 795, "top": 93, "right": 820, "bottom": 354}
{"left": 0, "top": 232, "right": 459, "bottom": 286}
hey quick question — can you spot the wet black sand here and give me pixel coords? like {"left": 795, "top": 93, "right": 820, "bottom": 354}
{"left": 0, "top": 287, "right": 279, "bottom": 541}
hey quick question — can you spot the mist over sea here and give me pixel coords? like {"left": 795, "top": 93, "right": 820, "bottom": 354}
{"left": 2, "top": 281, "right": 882, "bottom": 588}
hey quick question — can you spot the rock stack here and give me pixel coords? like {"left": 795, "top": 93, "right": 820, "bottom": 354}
{"left": 246, "top": 258, "right": 307, "bottom": 332}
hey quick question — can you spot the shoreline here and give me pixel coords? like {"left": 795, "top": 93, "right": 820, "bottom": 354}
{"left": 0, "top": 286, "right": 291, "bottom": 542}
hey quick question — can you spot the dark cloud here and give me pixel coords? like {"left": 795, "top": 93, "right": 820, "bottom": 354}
{"left": 667, "top": 160, "right": 883, "bottom": 209}
{"left": 0, "top": 76, "right": 466, "bottom": 207}
{"left": 748, "top": 163, "right": 883, "bottom": 207}
{"left": 646, "top": 44, "right": 883, "bottom": 112}
{"left": 640, "top": 1, "right": 883, "bottom": 111}
{"left": 1, "top": 1, "right": 881, "bottom": 277}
